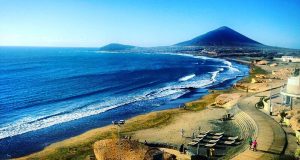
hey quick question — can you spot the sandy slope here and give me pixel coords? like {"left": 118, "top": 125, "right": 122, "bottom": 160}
{"left": 133, "top": 107, "right": 226, "bottom": 145}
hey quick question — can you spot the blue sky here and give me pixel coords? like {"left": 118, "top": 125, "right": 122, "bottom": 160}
{"left": 0, "top": 0, "right": 300, "bottom": 48}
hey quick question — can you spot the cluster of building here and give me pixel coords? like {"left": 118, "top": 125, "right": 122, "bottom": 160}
{"left": 281, "top": 56, "right": 300, "bottom": 63}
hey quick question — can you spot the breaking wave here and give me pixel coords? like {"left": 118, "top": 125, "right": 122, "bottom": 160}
{"left": 179, "top": 74, "right": 196, "bottom": 81}
{"left": 0, "top": 53, "right": 246, "bottom": 140}
{"left": 0, "top": 76, "right": 214, "bottom": 139}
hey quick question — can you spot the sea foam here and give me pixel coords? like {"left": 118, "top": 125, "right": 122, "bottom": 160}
{"left": 179, "top": 74, "right": 196, "bottom": 81}
{"left": 0, "top": 53, "right": 244, "bottom": 140}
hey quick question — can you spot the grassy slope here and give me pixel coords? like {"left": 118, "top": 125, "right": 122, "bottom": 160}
{"left": 242, "top": 65, "right": 268, "bottom": 83}
{"left": 19, "top": 94, "right": 218, "bottom": 160}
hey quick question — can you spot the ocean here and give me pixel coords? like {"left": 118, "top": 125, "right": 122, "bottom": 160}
{"left": 0, "top": 47, "right": 249, "bottom": 158}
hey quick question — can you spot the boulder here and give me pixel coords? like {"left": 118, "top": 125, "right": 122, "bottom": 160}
{"left": 256, "top": 60, "right": 269, "bottom": 65}
{"left": 270, "top": 63, "right": 278, "bottom": 67}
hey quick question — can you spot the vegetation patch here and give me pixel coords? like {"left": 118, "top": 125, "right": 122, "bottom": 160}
{"left": 242, "top": 65, "right": 268, "bottom": 83}
{"left": 185, "top": 93, "right": 219, "bottom": 111}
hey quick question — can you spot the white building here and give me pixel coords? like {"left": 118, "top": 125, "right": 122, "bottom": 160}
{"left": 281, "top": 56, "right": 300, "bottom": 62}
{"left": 281, "top": 69, "right": 300, "bottom": 109}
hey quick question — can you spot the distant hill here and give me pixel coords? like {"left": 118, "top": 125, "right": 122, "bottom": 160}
{"left": 99, "top": 43, "right": 136, "bottom": 51}
{"left": 176, "top": 26, "right": 264, "bottom": 47}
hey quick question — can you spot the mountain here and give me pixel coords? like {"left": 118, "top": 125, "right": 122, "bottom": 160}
{"left": 99, "top": 43, "right": 136, "bottom": 51}
{"left": 176, "top": 26, "right": 263, "bottom": 47}
{"left": 99, "top": 26, "right": 266, "bottom": 53}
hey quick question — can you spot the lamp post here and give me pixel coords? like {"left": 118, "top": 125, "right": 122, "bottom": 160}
{"left": 112, "top": 120, "right": 125, "bottom": 160}
{"left": 290, "top": 97, "right": 293, "bottom": 110}
{"left": 112, "top": 120, "right": 125, "bottom": 139}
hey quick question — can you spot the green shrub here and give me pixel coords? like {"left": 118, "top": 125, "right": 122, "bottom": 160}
{"left": 295, "top": 148, "right": 300, "bottom": 158}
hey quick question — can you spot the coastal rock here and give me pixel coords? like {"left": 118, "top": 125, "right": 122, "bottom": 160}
{"left": 256, "top": 60, "right": 269, "bottom": 65}
{"left": 270, "top": 68, "right": 293, "bottom": 80}
{"left": 251, "top": 78, "right": 267, "bottom": 83}
{"left": 270, "top": 63, "right": 278, "bottom": 67}
{"left": 251, "top": 78, "right": 258, "bottom": 83}
{"left": 255, "top": 74, "right": 268, "bottom": 79}
{"left": 215, "top": 93, "right": 242, "bottom": 106}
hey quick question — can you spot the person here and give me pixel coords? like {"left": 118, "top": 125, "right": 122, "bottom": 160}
{"left": 181, "top": 128, "right": 184, "bottom": 137}
{"left": 206, "top": 148, "right": 210, "bottom": 158}
{"left": 248, "top": 137, "right": 253, "bottom": 150}
{"left": 209, "top": 148, "right": 215, "bottom": 157}
{"left": 179, "top": 144, "right": 184, "bottom": 154}
{"left": 252, "top": 139, "right": 257, "bottom": 151}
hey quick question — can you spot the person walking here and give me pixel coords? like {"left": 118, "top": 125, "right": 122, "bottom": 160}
{"left": 248, "top": 137, "right": 253, "bottom": 150}
{"left": 210, "top": 148, "right": 215, "bottom": 157}
{"left": 181, "top": 128, "right": 184, "bottom": 137}
{"left": 252, "top": 139, "right": 257, "bottom": 151}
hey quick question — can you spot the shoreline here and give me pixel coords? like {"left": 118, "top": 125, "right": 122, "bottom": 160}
{"left": 17, "top": 93, "right": 222, "bottom": 160}
{"left": 19, "top": 55, "right": 298, "bottom": 159}
{"left": 16, "top": 58, "right": 250, "bottom": 160}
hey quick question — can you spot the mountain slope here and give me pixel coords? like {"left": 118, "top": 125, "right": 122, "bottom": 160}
{"left": 176, "top": 26, "right": 263, "bottom": 47}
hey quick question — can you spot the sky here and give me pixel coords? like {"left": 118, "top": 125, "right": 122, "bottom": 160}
{"left": 0, "top": 0, "right": 300, "bottom": 48}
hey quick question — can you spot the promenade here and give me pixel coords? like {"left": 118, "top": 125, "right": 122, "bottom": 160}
{"left": 233, "top": 91, "right": 286, "bottom": 160}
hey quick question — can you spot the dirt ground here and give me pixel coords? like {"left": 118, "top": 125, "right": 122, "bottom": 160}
{"left": 94, "top": 139, "right": 149, "bottom": 160}
{"left": 132, "top": 107, "right": 227, "bottom": 145}
{"left": 93, "top": 139, "right": 179, "bottom": 160}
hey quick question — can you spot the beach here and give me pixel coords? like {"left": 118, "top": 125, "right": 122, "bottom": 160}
{"left": 16, "top": 56, "right": 300, "bottom": 160}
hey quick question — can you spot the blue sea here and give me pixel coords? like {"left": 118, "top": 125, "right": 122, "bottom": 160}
{"left": 0, "top": 47, "right": 249, "bottom": 159}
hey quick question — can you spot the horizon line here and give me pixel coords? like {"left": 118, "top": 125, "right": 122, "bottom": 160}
{"left": 0, "top": 43, "right": 299, "bottom": 50}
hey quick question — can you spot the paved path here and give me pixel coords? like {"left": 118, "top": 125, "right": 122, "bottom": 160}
{"left": 233, "top": 92, "right": 286, "bottom": 160}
